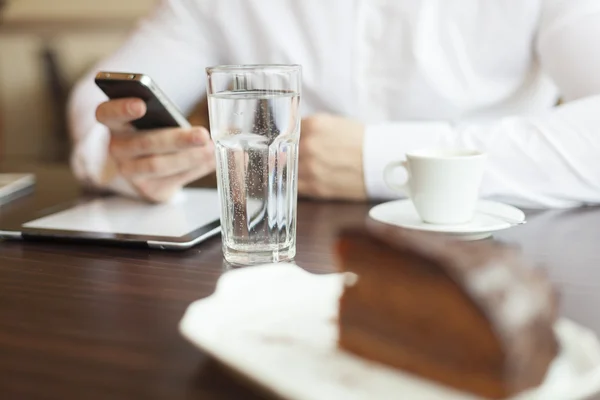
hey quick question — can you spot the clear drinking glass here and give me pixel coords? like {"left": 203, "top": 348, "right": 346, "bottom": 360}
{"left": 206, "top": 65, "right": 301, "bottom": 265}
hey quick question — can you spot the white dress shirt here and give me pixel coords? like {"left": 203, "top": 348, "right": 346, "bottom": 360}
{"left": 68, "top": 0, "right": 600, "bottom": 208}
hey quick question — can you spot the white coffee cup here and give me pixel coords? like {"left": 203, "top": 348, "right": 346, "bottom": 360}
{"left": 384, "top": 149, "right": 487, "bottom": 225}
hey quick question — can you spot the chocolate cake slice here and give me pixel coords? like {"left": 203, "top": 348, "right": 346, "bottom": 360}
{"left": 335, "top": 222, "right": 559, "bottom": 399}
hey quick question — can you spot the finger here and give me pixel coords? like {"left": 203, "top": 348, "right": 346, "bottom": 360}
{"left": 96, "top": 98, "right": 147, "bottom": 131}
{"left": 297, "top": 156, "right": 318, "bottom": 196}
{"left": 110, "top": 127, "right": 211, "bottom": 159}
{"left": 119, "top": 142, "right": 216, "bottom": 179}
{"left": 298, "top": 179, "right": 325, "bottom": 200}
{"left": 297, "top": 155, "right": 323, "bottom": 181}
{"left": 297, "top": 159, "right": 311, "bottom": 181}
{"left": 134, "top": 166, "right": 215, "bottom": 203}
{"left": 297, "top": 179, "right": 311, "bottom": 197}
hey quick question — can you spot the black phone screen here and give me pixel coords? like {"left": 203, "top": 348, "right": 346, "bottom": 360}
{"left": 95, "top": 78, "right": 183, "bottom": 130}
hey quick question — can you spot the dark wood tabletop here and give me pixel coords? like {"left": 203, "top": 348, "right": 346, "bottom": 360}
{"left": 1, "top": 162, "right": 600, "bottom": 400}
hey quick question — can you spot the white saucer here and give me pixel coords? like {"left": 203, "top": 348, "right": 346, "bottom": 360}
{"left": 368, "top": 199, "right": 526, "bottom": 241}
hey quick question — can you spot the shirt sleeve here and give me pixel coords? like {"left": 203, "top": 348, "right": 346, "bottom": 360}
{"left": 67, "top": 0, "right": 220, "bottom": 196}
{"left": 363, "top": 0, "right": 600, "bottom": 209}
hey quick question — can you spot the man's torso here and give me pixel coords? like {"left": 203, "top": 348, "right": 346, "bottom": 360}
{"left": 193, "top": 0, "right": 558, "bottom": 122}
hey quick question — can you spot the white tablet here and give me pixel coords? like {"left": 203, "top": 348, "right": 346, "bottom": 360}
{"left": 0, "top": 188, "right": 222, "bottom": 250}
{"left": 0, "top": 173, "right": 35, "bottom": 206}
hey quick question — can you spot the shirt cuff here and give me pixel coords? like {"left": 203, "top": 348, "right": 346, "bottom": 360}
{"left": 363, "top": 121, "right": 453, "bottom": 200}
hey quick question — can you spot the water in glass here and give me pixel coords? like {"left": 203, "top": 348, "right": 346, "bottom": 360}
{"left": 209, "top": 89, "right": 300, "bottom": 265}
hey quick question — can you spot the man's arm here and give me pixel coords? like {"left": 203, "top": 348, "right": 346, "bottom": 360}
{"left": 361, "top": 0, "right": 600, "bottom": 208}
{"left": 68, "top": 0, "right": 220, "bottom": 197}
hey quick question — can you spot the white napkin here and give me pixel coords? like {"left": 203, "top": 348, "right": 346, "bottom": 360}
{"left": 180, "top": 264, "right": 600, "bottom": 400}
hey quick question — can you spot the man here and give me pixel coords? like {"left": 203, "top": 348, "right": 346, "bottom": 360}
{"left": 69, "top": 0, "right": 600, "bottom": 208}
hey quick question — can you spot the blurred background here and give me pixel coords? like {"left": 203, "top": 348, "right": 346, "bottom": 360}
{"left": 0, "top": 0, "right": 157, "bottom": 165}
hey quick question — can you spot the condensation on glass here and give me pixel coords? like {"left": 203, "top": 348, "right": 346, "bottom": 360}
{"left": 206, "top": 65, "right": 301, "bottom": 265}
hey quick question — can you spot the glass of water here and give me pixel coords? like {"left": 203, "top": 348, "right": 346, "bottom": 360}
{"left": 206, "top": 65, "right": 301, "bottom": 265}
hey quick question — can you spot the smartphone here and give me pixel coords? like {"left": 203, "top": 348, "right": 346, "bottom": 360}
{"left": 94, "top": 71, "right": 191, "bottom": 130}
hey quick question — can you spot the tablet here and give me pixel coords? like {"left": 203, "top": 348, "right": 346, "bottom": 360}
{"left": 0, "top": 173, "right": 35, "bottom": 206}
{"left": 0, "top": 188, "right": 222, "bottom": 250}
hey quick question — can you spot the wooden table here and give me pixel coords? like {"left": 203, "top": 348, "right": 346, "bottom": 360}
{"left": 1, "top": 163, "right": 600, "bottom": 399}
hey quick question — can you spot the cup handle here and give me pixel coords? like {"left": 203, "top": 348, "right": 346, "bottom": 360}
{"left": 384, "top": 161, "right": 410, "bottom": 195}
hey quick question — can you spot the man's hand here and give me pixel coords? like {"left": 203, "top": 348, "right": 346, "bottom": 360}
{"left": 298, "top": 114, "right": 367, "bottom": 201}
{"left": 96, "top": 98, "right": 216, "bottom": 203}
